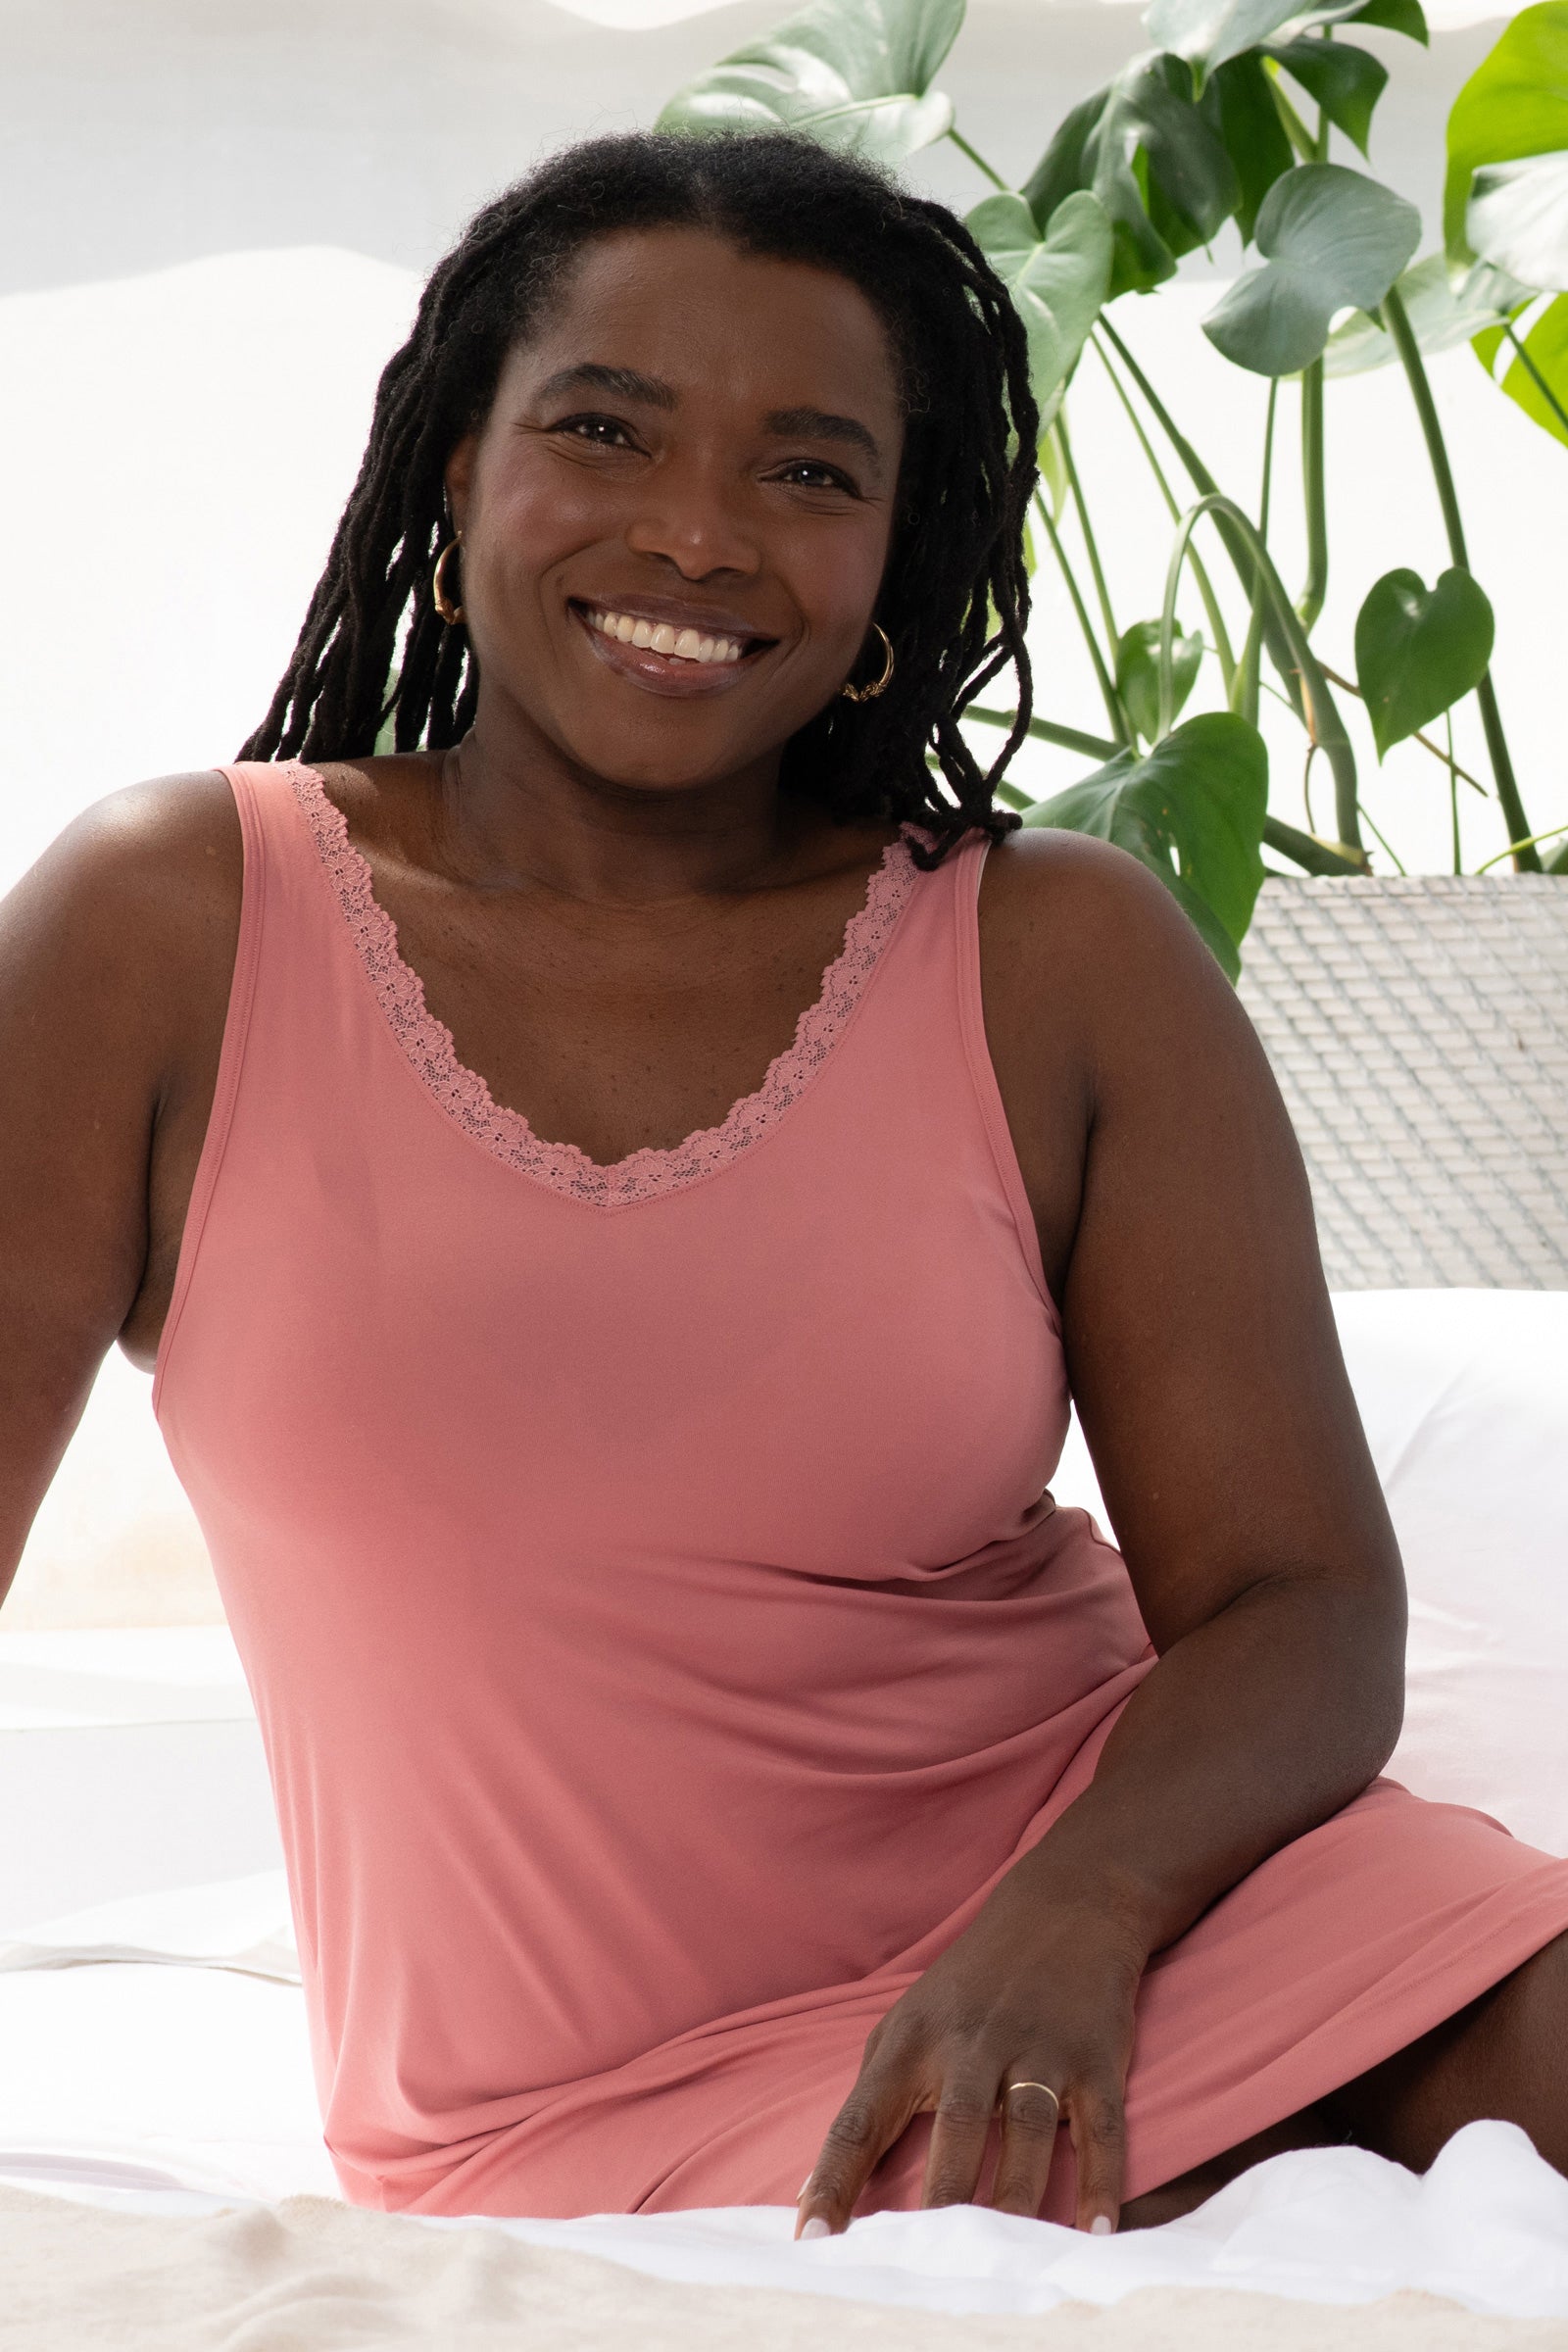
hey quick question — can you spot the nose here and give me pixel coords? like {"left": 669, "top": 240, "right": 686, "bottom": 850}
{"left": 622, "top": 450, "right": 761, "bottom": 582}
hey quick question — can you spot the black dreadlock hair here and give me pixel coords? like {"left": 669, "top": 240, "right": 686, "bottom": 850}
{"left": 241, "top": 131, "right": 1038, "bottom": 869}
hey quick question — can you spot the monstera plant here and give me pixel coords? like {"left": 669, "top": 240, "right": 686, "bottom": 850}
{"left": 660, "top": 0, "right": 1568, "bottom": 975}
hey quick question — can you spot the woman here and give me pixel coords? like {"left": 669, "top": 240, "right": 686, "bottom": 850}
{"left": 3, "top": 131, "right": 1566, "bottom": 2239}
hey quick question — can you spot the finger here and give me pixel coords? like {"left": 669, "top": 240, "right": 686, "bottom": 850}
{"left": 988, "top": 2076, "right": 1063, "bottom": 2219}
{"left": 919, "top": 2070, "right": 998, "bottom": 2210}
{"left": 797, "top": 2068, "right": 915, "bottom": 2239}
{"left": 1068, "top": 2077, "right": 1127, "bottom": 2235}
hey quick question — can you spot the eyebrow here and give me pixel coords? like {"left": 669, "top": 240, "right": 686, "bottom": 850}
{"left": 535, "top": 363, "right": 678, "bottom": 410}
{"left": 763, "top": 406, "right": 882, "bottom": 465}
{"left": 533, "top": 366, "right": 882, "bottom": 466}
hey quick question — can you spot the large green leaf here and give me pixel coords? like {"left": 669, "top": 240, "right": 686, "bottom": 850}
{"left": 1115, "top": 618, "right": 1204, "bottom": 745}
{"left": 1474, "top": 289, "right": 1568, "bottom": 448}
{"left": 1024, "top": 54, "right": 1238, "bottom": 298}
{"left": 1323, "top": 251, "right": 1522, "bottom": 372}
{"left": 1353, "top": 566, "right": 1494, "bottom": 757}
{"left": 1146, "top": 0, "right": 1302, "bottom": 85}
{"left": 1445, "top": 1, "right": 1568, "bottom": 264}
{"left": 1467, "top": 150, "right": 1568, "bottom": 292}
{"left": 965, "top": 190, "right": 1113, "bottom": 421}
{"left": 1019, "top": 712, "right": 1267, "bottom": 979}
{"left": 1200, "top": 53, "right": 1293, "bottom": 242}
{"left": 656, "top": 0, "right": 963, "bottom": 163}
{"left": 1202, "top": 163, "right": 1420, "bottom": 374}
{"left": 1265, "top": 35, "right": 1388, "bottom": 157}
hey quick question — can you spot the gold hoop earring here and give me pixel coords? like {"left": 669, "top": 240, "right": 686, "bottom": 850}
{"left": 839, "top": 621, "right": 894, "bottom": 703}
{"left": 432, "top": 536, "right": 466, "bottom": 626}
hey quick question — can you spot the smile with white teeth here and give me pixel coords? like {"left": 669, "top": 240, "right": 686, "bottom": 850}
{"left": 584, "top": 607, "right": 749, "bottom": 664}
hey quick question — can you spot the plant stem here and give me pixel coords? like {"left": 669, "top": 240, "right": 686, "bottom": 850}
{"left": 1099, "top": 315, "right": 1305, "bottom": 723}
{"left": 1234, "top": 378, "right": 1278, "bottom": 726}
{"left": 1158, "top": 489, "right": 1363, "bottom": 852}
{"left": 946, "top": 126, "right": 1009, "bottom": 192}
{"left": 967, "top": 705, "right": 1121, "bottom": 760}
{"left": 1447, "top": 710, "right": 1461, "bottom": 875}
{"left": 1357, "top": 801, "right": 1406, "bottom": 874}
{"left": 1264, "top": 61, "right": 1318, "bottom": 163}
{"left": 1473, "top": 822, "right": 1568, "bottom": 874}
{"left": 1058, "top": 412, "right": 1121, "bottom": 659}
{"left": 1092, "top": 332, "right": 1236, "bottom": 687}
{"left": 1381, "top": 285, "right": 1539, "bottom": 869}
{"left": 1036, "top": 491, "right": 1133, "bottom": 748}
{"left": 1262, "top": 814, "right": 1368, "bottom": 875}
{"left": 1503, "top": 318, "right": 1568, "bottom": 439}
{"left": 1316, "top": 662, "right": 1489, "bottom": 793}
{"left": 1297, "top": 360, "right": 1328, "bottom": 633}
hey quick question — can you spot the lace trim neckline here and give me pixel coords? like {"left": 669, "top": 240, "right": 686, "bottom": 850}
{"left": 282, "top": 760, "right": 925, "bottom": 1208}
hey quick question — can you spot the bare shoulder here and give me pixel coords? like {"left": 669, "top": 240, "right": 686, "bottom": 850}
{"left": 3, "top": 767, "right": 239, "bottom": 956}
{"left": 0, "top": 768, "right": 243, "bottom": 1098}
{"left": 976, "top": 821, "right": 1256, "bottom": 1079}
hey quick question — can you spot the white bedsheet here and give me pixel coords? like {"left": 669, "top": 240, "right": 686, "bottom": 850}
{"left": 1, "top": 1952, "right": 1566, "bottom": 2320}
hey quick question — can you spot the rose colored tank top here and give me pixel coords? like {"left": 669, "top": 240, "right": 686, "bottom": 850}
{"left": 153, "top": 760, "right": 1152, "bottom": 2213}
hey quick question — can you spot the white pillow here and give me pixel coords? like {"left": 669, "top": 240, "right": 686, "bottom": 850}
{"left": 1054, "top": 1289, "right": 1568, "bottom": 1857}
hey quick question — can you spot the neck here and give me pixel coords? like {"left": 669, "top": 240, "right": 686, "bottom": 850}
{"left": 425, "top": 687, "right": 815, "bottom": 908}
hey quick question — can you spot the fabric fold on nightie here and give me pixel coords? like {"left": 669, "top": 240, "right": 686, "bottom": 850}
{"left": 154, "top": 760, "right": 1568, "bottom": 2220}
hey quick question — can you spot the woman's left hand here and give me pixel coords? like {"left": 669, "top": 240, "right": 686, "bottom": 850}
{"left": 794, "top": 1861, "right": 1148, "bottom": 2237}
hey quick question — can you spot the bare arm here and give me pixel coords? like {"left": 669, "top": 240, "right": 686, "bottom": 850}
{"left": 1030, "top": 835, "right": 1404, "bottom": 1946}
{"left": 800, "top": 835, "right": 1405, "bottom": 2237}
{"left": 0, "top": 774, "right": 238, "bottom": 1602}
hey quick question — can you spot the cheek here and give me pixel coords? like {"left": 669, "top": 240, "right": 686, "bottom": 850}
{"left": 776, "top": 516, "right": 896, "bottom": 645}
{"left": 482, "top": 469, "right": 599, "bottom": 576}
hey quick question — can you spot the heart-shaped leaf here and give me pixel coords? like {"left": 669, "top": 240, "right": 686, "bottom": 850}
{"left": 1202, "top": 163, "right": 1420, "bottom": 374}
{"left": 1474, "top": 288, "right": 1568, "bottom": 448}
{"left": 965, "top": 190, "right": 1113, "bottom": 421}
{"left": 1020, "top": 711, "right": 1267, "bottom": 978}
{"left": 1467, "top": 150, "right": 1568, "bottom": 292}
{"left": 1323, "top": 251, "right": 1524, "bottom": 372}
{"left": 656, "top": 0, "right": 963, "bottom": 163}
{"left": 1265, "top": 35, "right": 1388, "bottom": 157}
{"left": 1115, "top": 618, "right": 1204, "bottom": 745}
{"left": 1353, "top": 566, "right": 1494, "bottom": 757}
{"left": 1446, "top": 1, "right": 1568, "bottom": 266}
{"left": 1025, "top": 54, "right": 1238, "bottom": 297}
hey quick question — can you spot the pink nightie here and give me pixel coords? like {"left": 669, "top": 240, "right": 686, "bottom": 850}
{"left": 153, "top": 760, "right": 1568, "bottom": 2221}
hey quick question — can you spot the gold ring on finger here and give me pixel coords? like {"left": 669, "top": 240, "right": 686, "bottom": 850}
{"left": 1001, "top": 2080, "right": 1060, "bottom": 2117}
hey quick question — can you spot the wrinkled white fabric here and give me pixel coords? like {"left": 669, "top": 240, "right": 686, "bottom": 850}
{"left": 0, "top": 1874, "right": 297, "bottom": 1983}
{"left": 1, "top": 1966, "right": 1567, "bottom": 2318}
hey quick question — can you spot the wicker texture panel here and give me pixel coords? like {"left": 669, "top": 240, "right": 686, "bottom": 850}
{"left": 1238, "top": 878, "right": 1568, "bottom": 1289}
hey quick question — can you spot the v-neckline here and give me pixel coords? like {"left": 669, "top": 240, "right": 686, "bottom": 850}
{"left": 283, "top": 760, "right": 924, "bottom": 1209}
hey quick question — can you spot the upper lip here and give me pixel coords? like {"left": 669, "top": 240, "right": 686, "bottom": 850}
{"left": 570, "top": 593, "right": 778, "bottom": 645}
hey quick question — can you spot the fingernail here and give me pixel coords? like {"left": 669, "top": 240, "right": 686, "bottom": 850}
{"left": 797, "top": 2178, "right": 813, "bottom": 2200}
{"left": 1090, "top": 2214, "right": 1115, "bottom": 2236}
{"left": 799, "top": 2217, "right": 830, "bottom": 2241}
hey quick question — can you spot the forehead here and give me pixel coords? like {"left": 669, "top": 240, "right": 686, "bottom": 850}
{"left": 498, "top": 224, "right": 906, "bottom": 423}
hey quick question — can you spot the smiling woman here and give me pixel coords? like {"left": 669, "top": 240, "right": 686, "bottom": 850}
{"left": 5, "top": 127, "right": 1568, "bottom": 2250}
{"left": 241, "top": 135, "right": 1037, "bottom": 861}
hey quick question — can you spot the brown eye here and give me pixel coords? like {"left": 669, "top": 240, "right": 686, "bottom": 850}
{"left": 774, "top": 461, "right": 858, "bottom": 494}
{"left": 555, "top": 415, "right": 637, "bottom": 449}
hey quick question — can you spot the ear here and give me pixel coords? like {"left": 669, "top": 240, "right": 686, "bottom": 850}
{"left": 444, "top": 434, "right": 478, "bottom": 533}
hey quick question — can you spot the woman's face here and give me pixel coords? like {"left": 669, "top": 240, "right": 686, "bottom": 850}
{"left": 444, "top": 225, "right": 906, "bottom": 797}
